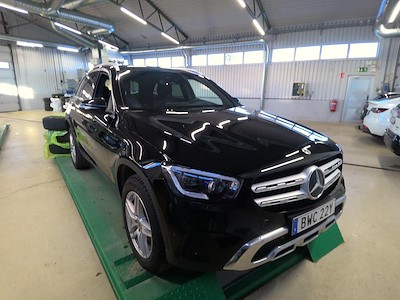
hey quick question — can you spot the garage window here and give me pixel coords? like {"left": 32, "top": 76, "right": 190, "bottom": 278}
{"left": 192, "top": 55, "right": 207, "bottom": 66}
{"left": 158, "top": 57, "right": 171, "bottom": 68}
{"left": 225, "top": 52, "right": 243, "bottom": 65}
{"left": 321, "top": 44, "right": 348, "bottom": 60}
{"left": 208, "top": 53, "right": 224, "bottom": 66}
{"left": 295, "top": 46, "right": 320, "bottom": 61}
{"left": 348, "top": 42, "right": 378, "bottom": 58}
{"left": 244, "top": 50, "right": 264, "bottom": 64}
{"left": 271, "top": 48, "right": 295, "bottom": 62}
{"left": 145, "top": 58, "right": 157, "bottom": 67}
{"left": 0, "top": 61, "right": 10, "bottom": 69}
{"left": 172, "top": 56, "right": 185, "bottom": 67}
{"left": 133, "top": 58, "right": 145, "bottom": 67}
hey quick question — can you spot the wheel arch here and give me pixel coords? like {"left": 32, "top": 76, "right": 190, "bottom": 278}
{"left": 115, "top": 158, "right": 172, "bottom": 254}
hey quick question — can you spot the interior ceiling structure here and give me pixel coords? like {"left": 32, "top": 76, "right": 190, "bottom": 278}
{"left": 0, "top": 0, "right": 382, "bottom": 50}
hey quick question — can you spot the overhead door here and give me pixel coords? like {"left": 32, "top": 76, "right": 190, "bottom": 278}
{"left": 0, "top": 45, "right": 19, "bottom": 112}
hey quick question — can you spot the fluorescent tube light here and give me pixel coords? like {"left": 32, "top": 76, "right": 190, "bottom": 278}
{"left": 389, "top": 1, "right": 400, "bottom": 23}
{"left": 98, "top": 40, "right": 119, "bottom": 51}
{"left": 16, "top": 41, "right": 43, "bottom": 48}
{"left": 0, "top": 3, "right": 28, "bottom": 14}
{"left": 120, "top": 7, "right": 147, "bottom": 25}
{"left": 54, "top": 22, "right": 82, "bottom": 35}
{"left": 57, "top": 46, "right": 79, "bottom": 53}
{"left": 252, "top": 19, "right": 265, "bottom": 36}
{"left": 236, "top": 0, "right": 246, "bottom": 8}
{"left": 161, "top": 32, "right": 179, "bottom": 45}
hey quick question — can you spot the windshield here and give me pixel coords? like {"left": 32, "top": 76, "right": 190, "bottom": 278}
{"left": 119, "top": 70, "right": 236, "bottom": 110}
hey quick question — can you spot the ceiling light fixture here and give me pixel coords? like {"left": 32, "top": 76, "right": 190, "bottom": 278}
{"left": 161, "top": 32, "right": 179, "bottom": 45}
{"left": 54, "top": 22, "right": 82, "bottom": 35}
{"left": 120, "top": 7, "right": 147, "bottom": 25}
{"left": 252, "top": 19, "right": 265, "bottom": 36}
{"left": 388, "top": 1, "right": 400, "bottom": 23}
{"left": 0, "top": 3, "right": 28, "bottom": 14}
{"left": 16, "top": 41, "right": 43, "bottom": 48}
{"left": 57, "top": 46, "right": 79, "bottom": 53}
{"left": 98, "top": 40, "right": 119, "bottom": 51}
{"left": 236, "top": 0, "right": 246, "bottom": 8}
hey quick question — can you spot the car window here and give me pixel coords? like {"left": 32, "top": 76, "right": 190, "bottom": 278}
{"left": 120, "top": 70, "right": 234, "bottom": 110}
{"left": 94, "top": 73, "right": 111, "bottom": 101}
{"left": 76, "top": 73, "right": 98, "bottom": 100}
{"left": 188, "top": 79, "right": 223, "bottom": 105}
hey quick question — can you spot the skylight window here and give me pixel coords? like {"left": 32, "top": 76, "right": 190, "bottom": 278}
{"left": 321, "top": 44, "right": 348, "bottom": 60}
{"left": 244, "top": 50, "right": 264, "bottom": 64}
{"left": 271, "top": 48, "right": 295, "bottom": 62}
{"left": 348, "top": 42, "right": 378, "bottom": 58}
{"left": 295, "top": 46, "right": 320, "bottom": 61}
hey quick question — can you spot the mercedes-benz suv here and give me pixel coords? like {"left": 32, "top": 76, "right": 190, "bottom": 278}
{"left": 66, "top": 65, "right": 346, "bottom": 273}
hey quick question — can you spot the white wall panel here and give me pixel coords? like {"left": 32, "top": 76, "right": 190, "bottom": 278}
{"left": 12, "top": 46, "right": 87, "bottom": 110}
{"left": 0, "top": 45, "right": 19, "bottom": 112}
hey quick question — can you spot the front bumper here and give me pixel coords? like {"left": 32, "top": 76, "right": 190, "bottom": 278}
{"left": 383, "top": 129, "right": 400, "bottom": 156}
{"left": 223, "top": 194, "right": 346, "bottom": 271}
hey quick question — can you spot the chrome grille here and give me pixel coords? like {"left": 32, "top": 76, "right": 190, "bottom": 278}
{"left": 252, "top": 158, "right": 342, "bottom": 207}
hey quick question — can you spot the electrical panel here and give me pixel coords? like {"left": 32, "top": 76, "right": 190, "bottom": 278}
{"left": 292, "top": 82, "right": 307, "bottom": 97}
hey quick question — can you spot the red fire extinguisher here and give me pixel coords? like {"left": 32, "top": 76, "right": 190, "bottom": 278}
{"left": 329, "top": 100, "right": 338, "bottom": 112}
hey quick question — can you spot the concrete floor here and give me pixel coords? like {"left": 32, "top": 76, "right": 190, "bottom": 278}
{"left": 0, "top": 111, "right": 399, "bottom": 299}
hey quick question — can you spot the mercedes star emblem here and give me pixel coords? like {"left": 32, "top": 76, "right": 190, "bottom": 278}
{"left": 308, "top": 167, "right": 325, "bottom": 200}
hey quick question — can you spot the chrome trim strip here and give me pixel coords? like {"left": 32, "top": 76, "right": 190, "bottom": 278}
{"left": 320, "top": 158, "right": 342, "bottom": 175}
{"left": 324, "top": 169, "right": 341, "bottom": 190}
{"left": 251, "top": 173, "right": 306, "bottom": 193}
{"left": 223, "top": 195, "right": 346, "bottom": 271}
{"left": 254, "top": 191, "right": 307, "bottom": 206}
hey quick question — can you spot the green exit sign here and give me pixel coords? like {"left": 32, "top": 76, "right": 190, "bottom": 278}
{"left": 357, "top": 67, "right": 368, "bottom": 72}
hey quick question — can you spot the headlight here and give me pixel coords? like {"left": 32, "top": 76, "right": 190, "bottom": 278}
{"left": 162, "top": 165, "right": 241, "bottom": 200}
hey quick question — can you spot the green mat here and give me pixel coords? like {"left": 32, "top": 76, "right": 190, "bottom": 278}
{"left": 307, "top": 223, "right": 344, "bottom": 261}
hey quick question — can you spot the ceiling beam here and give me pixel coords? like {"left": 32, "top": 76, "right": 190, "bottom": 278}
{"left": 245, "top": 0, "right": 271, "bottom": 32}
{"left": 108, "top": 0, "right": 188, "bottom": 43}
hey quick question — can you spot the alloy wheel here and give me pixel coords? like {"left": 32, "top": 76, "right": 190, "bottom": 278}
{"left": 125, "top": 191, "right": 153, "bottom": 259}
{"left": 69, "top": 134, "right": 77, "bottom": 163}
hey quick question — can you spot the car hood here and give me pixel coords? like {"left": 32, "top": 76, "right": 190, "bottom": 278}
{"left": 122, "top": 107, "right": 339, "bottom": 176}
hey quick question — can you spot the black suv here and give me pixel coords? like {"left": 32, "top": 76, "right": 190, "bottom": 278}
{"left": 66, "top": 65, "right": 346, "bottom": 273}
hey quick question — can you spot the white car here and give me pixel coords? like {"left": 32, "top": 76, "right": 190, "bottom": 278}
{"left": 383, "top": 104, "right": 400, "bottom": 156}
{"left": 362, "top": 97, "right": 400, "bottom": 136}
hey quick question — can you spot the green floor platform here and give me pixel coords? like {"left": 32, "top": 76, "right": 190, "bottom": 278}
{"left": 55, "top": 156, "right": 343, "bottom": 299}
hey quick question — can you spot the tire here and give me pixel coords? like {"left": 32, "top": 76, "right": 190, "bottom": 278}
{"left": 48, "top": 144, "right": 70, "bottom": 155}
{"left": 42, "top": 116, "right": 67, "bottom": 131}
{"left": 122, "top": 175, "right": 167, "bottom": 274}
{"left": 56, "top": 133, "right": 69, "bottom": 144}
{"left": 69, "top": 131, "right": 91, "bottom": 169}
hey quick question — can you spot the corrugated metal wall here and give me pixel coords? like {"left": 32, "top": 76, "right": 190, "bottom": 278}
{"left": 12, "top": 46, "right": 87, "bottom": 110}
{"left": 264, "top": 24, "right": 400, "bottom": 121}
{"left": 0, "top": 45, "right": 19, "bottom": 112}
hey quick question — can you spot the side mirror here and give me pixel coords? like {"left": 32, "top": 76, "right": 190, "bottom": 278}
{"left": 232, "top": 97, "right": 242, "bottom": 106}
{"left": 79, "top": 98, "right": 107, "bottom": 110}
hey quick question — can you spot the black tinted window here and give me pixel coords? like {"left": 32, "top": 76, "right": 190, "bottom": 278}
{"left": 120, "top": 70, "right": 234, "bottom": 110}
{"left": 77, "top": 73, "right": 97, "bottom": 100}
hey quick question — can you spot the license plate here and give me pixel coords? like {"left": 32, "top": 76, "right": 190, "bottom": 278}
{"left": 291, "top": 200, "right": 335, "bottom": 236}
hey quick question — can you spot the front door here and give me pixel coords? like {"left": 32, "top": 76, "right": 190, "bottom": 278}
{"left": 342, "top": 76, "right": 373, "bottom": 122}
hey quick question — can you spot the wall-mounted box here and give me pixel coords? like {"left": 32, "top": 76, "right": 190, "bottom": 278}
{"left": 292, "top": 82, "right": 307, "bottom": 97}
